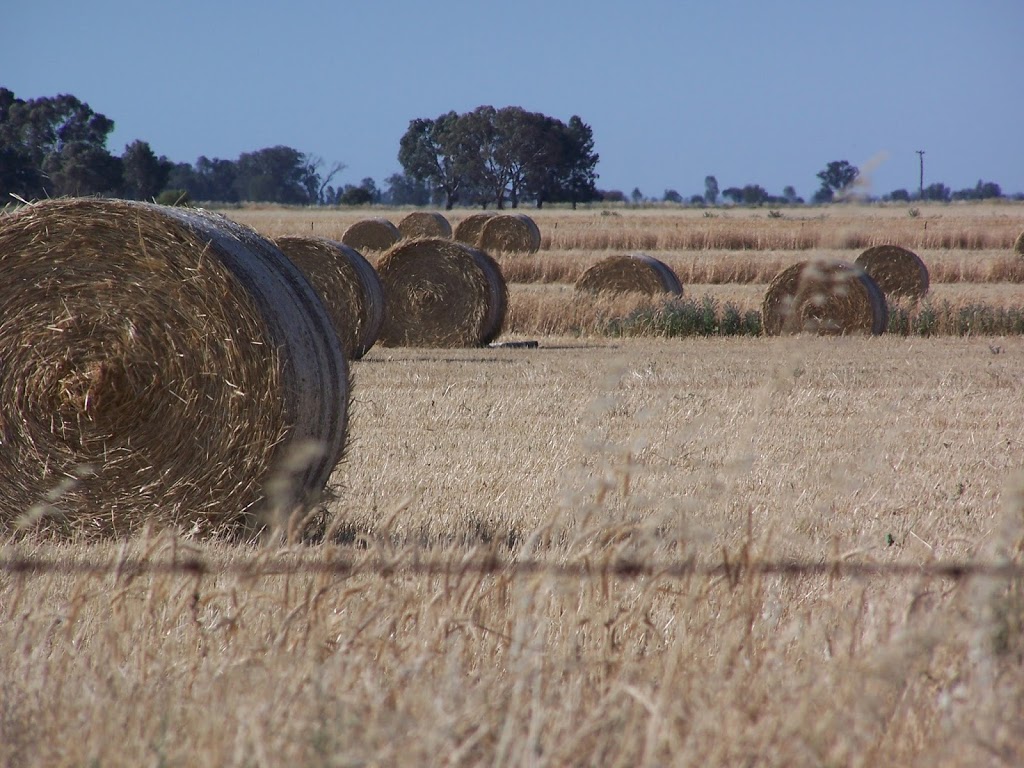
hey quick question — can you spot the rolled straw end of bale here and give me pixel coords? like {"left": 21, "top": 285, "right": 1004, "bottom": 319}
{"left": 274, "top": 236, "right": 385, "bottom": 360}
{"left": 341, "top": 218, "right": 401, "bottom": 252}
{"left": 1013, "top": 231, "right": 1024, "bottom": 257}
{"left": 854, "top": 244, "right": 930, "bottom": 300}
{"left": 762, "top": 259, "right": 888, "bottom": 336}
{"left": 0, "top": 198, "right": 349, "bottom": 538}
{"left": 398, "top": 211, "right": 452, "bottom": 239}
{"left": 453, "top": 212, "right": 498, "bottom": 247}
{"left": 376, "top": 237, "right": 508, "bottom": 347}
{"left": 575, "top": 253, "right": 683, "bottom": 296}
{"left": 478, "top": 213, "right": 541, "bottom": 254}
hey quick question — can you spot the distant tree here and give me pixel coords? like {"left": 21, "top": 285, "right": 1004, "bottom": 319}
{"left": 0, "top": 89, "right": 117, "bottom": 198}
{"left": 952, "top": 179, "right": 1002, "bottom": 201}
{"left": 338, "top": 183, "right": 373, "bottom": 205}
{"left": 689, "top": 194, "right": 705, "bottom": 205}
{"left": 554, "top": 115, "right": 600, "bottom": 209}
{"left": 121, "top": 140, "right": 171, "bottom": 200}
{"left": 704, "top": 175, "right": 719, "bottom": 205}
{"left": 741, "top": 184, "right": 768, "bottom": 205}
{"left": 382, "top": 172, "right": 431, "bottom": 205}
{"left": 398, "top": 112, "right": 465, "bottom": 210}
{"left": 922, "top": 182, "right": 951, "bottom": 202}
{"left": 663, "top": 189, "right": 683, "bottom": 203}
{"left": 43, "top": 141, "right": 121, "bottom": 197}
{"left": 722, "top": 187, "right": 744, "bottom": 204}
{"left": 600, "top": 189, "right": 626, "bottom": 202}
{"left": 630, "top": 187, "right": 644, "bottom": 204}
{"left": 887, "top": 188, "right": 911, "bottom": 202}
{"left": 234, "top": 145, "right": 314, "bottom": 204}
{"left": 815, "top": 160, "right": 859, "bottom": 202}
{"left": 782, "top": 185, "right": 798, "bottom": 203}
{"left": 193, "top": 156, "right": 239, "bottom": 202}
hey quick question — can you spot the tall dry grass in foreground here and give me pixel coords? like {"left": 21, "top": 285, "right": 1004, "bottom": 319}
{"left": 3, "top": 337, "right": 1023, "bottom": 765}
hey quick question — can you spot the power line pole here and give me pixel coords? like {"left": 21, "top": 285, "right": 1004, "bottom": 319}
{"left": 916, "top": 150, "right": 925, "bottom": 198}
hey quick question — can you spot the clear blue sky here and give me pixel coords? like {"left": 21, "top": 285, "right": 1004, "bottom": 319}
{"left": 4, "top": 0, "right": 1023, "bottom": 200}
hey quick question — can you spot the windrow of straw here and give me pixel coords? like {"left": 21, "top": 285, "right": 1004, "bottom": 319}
{"left": 762, "top": 259, "right": 887, "bottom": 336}
{"left": 0, "top": 198, "right": 349, "bottom": 538}
{"left": 574, "top": 253, "right": 683, "bottom": 297}
{"left": 478, "top": 213, "right": 542, "bottom": 254}
{"left": 854, "top": 244, "right": 930, "bottom": 301}
{"left": 376, "top": 237, "right": 508, "bottom": 347}
{"left": 398, "top": 211, "right": 452, "bottom": 239}
{"left": 274, "top": 236, "right": 385, "bottom": 360}
{"left": 341, "top": 218, "right": 402, "bottom": 252}
{"left": 452, "top": 212, "right": 497, "bottom": 246}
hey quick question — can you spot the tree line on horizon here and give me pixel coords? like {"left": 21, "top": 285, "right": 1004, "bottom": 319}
{"left": 0, "top": 88, "right": 1015, "bottom": 209}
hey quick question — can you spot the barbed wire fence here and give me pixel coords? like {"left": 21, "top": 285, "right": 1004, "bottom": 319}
{"left": 1, "top": 553, "right": 1021, "bottom": 581}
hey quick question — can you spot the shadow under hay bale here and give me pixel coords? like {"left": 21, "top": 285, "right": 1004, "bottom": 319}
{"left": 341, "top": 217, "right": 401, "bottom": 253}
{"left": 478, "top": 212, "right": 542, "bottom": 254}
{"left": 376, "top": 237, "right": 508, "bottom": 347}
{"left": 398, "top": 211, "right": 452, "bottom": 239}
{"left": 453, "top": 212, "right": 498, "bottom": 247}
{"left": 575, "top": 253, "right": 683, "bottom": 296}
{"left": 0, "top": 198, "right": 349, "bottom": 538}
{"left": 854, "top": 244, "right": 930, "bottom": 301}
{"left": 274, "top": 236, "right": 385, "bottom": 360}
{"left": 762, "top": 259, "right": 888, "bottom": 336}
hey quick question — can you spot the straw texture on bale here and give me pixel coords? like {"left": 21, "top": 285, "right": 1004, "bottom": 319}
{"left": 452, "top": 212, "right": 497, "bottom": 246}
{"left": 376, "top": 237, "right": 508, "bottom": 347}
{"left": 1014, "top": 231, "right": 1024, "bottom": 257}
{"left": 398, "top": 211, "right": 452, "bottom": 239}
{"left": 575, "top": 253, "right": 684, "bottom": 296}
{"left": 341, "top": 217, "right": 401, "bottom": 252}
{"left": 762, "top": 259, "right": 888, "bottom": 336}
{"left": 854, "top": 244, "right": 930, "bottom": 300}
{"left": 478, "top": 213, "right": 542, "bottom": 253}
{"left": 0, "top": 198, "right": 349, "bottom": 537}
{"left": 274, "top": 236, "right": 385, "bottom": 360}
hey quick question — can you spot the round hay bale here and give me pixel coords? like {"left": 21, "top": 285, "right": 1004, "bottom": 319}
{"left": 0, "top": 198, "right": 349, "bottom": 538}
{"left": 341, "top": 217, "right": 401, "bottom": 252}
{"left": 274, "top": 236, "right": 385, "bottom": 360}
{"left": 452, "top": 212, "right": 497, "bottom": 246}
{"left": 376, "top": 237, "right": 508, "bottom": 347}
{"left": 1014, "top": 230, "right": 1024, "bottom": 257}
{"left": 398, "top": 211, "right": 452, "bottom": 239}
{"left": 762, "top": 259, "right": 888, "bottom": 336}
{"left": 854, "top": 244, "right": 930, "bottom": 300}
{"left": 478, "top": 213, "right": 541, "bottom": 254}
{"left": 575, "top": 253, "right": 683, "bottom": 296}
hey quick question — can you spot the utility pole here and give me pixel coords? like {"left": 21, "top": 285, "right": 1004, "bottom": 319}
{"left": 916, "top": 150, "right": 925, "bottom": 199}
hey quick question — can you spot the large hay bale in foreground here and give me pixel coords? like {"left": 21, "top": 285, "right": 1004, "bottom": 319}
{"left": 762, "top": 259, "right": 887, "bottom": 336}
{"left": 452, "top": 212, "right": 497, "bottom": 246}
{"left": 854, "top": 244, "right": 930, "bottom": 300}
{"left": 376, "top": 237, "right": 507, "bottom": 347}
{"left": 575, "top": 253, "right": 683, "bottom": 296}
{"left": 341, "top": 217, "right": 401, "bottom": 252}
{"left": 398, "top": 211, "right": 452, "bottom": 239}
{"left": 0, "top": 198, "right": 350, "bottom": 537}
{"left": 1014, "top": 231, "right": 1024, "bottom": 257}
{"left": 478, "top": 212, "right": 542, "bottom": 254}
{"left": 274, "top": 236, "right": 385, "bottom": 360}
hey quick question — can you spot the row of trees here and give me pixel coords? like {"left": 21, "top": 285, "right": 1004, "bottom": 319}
{"left": 1, "top": 89, "right": 1013, "bottom": 208}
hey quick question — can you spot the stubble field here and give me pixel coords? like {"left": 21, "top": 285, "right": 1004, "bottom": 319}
{"left": 3, "top": 203, "right": 1024, "bottom": 766}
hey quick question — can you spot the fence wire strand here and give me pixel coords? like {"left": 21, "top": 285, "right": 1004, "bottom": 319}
{"left": 1, "top": 553, "right": 1021, "bottom": 581}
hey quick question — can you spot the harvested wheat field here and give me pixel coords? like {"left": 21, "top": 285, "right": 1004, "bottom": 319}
{"left": 4, "top": 202, "right": 1024, "bottom": 766}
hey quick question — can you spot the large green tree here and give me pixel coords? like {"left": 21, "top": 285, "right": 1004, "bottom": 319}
{"left": 398, "top": 111, "right": 465, "bottom": 210}
{"left": 0, "top": 89, "right": 118, "bottom": 198}
{"left": 814, "top": 160, "right": 859, "bottom": 202}
{"left": 121, "top": 139, "right": 171, "bottom": 200}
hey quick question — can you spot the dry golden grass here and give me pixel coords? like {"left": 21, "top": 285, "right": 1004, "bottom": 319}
{"left": 5, "top": 202, "right": 1024, "bottom": 765}
{"left": 4, "top": 337, "right": 1024, "bottom": 765}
